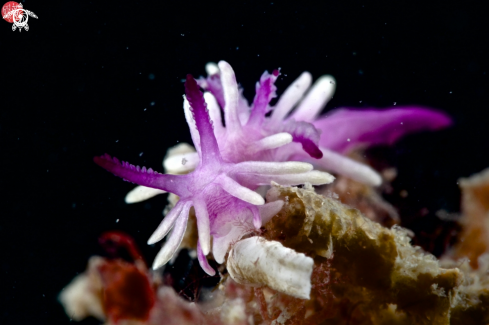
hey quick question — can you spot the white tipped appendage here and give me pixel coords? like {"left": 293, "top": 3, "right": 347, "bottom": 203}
{"left": 164, "top": 152, "right": 199, "bottom": 174}
{"left": 205, "top": 62, "right": 219, "bottom": 76}
{"left": 218, "top": 175, "right": 265, "bottom": 205}
{"left": 152, "top": 201, "right": 191, "bottom": 270}
{"left": 218, "top": 61, "right": 242, "bottom": 133}
{"left": 125, "top": 186, "right": 166, "bottom": 204}
{"left": 259, "top": 200, "right": 284, "bottom": 224}
{"left": 163, "top": 142, "right": 196, "bottom": 173}
{"left": 234, "top": 161, "right": 313, "bottom": 175}
{"left": 242, "top": 170, "right": 335, "bottom": 186}
{"left": 291, "top": 75, "right": 336, "bottom": 122}
{"left": 317, "top": 148, "right": 382, "bottom": 186}
{"left": 147, "top": 200, "right": 187, "bottom": 245}
{"left": 248, "top": 132, "right": 293, "bottom": 154}
{"left": 183, "top": 96, "right": 202, "bottom": 156}
{"left": 272, "top": 71, "right": 313, "bottom": 122}
{"left": 194, "top": 198, "right": 211, "bottom": 255}
{"left": 203, "top": 92, "right": 225, "bottom": 137}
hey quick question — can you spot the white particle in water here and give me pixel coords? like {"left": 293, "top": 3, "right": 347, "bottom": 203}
{"left": 393, "top": 102, "right": 397, "bottom": 105}
{"left": 116, "top": 219, "right": 119, "bottom": 223}
{"left": 139, "top": 152, "right": 143, "bottom": 156}
{"left": 347, "top": 138, "right": 351, "bottom": 142}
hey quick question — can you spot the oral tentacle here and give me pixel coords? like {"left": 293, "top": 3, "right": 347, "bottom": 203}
{"left": 93, "top": 154, "right": 186, "bottom": 196}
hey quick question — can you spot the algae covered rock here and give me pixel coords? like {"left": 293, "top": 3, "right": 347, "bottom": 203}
{"left": 263, "top": 183, "right": 462, "bottom": 325}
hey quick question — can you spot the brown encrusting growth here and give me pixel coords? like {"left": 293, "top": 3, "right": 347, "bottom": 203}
{"left": 260, "top": 184, "right": 462, "bottom": 325}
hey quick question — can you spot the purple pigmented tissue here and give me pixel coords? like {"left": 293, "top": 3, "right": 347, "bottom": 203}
{"left": 95, "top": 61, "right": 452, "bottom": 274}
{"left": 313, "top": 107, "right": 452, "bottom": 153}
{"left": 197, "top": 62, "right": 452, "bottom": 186}
{"left": 95, "top": 73, "right": 334, "bottom": 274}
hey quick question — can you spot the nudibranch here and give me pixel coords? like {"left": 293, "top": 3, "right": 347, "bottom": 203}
{"left": 94, "top": 75, "right": 334, "bottom": 274}
{"left": 187, "top": 61, "right": 452, "bottom": 186}
{"left": 124, "top": 60, "right": 451, "bottom": 223}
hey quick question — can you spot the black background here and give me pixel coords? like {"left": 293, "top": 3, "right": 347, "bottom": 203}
{"left": 1, "top": 0, "right": 489, "bottom": 324}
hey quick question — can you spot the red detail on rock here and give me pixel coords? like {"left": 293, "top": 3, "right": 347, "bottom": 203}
{"left": 99, "top": 231, "right": 145, "bottom": 264}
{"left": 97, "top": 260, "right": 155, "bottom": 323}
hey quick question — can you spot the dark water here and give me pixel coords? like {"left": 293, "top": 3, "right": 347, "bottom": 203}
{"left": 1, "top": 1, "right": 488, "bottom": 324}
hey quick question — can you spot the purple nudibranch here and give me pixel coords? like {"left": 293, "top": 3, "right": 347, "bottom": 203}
{"left": 95, "top": 74, "right": 334, "bottom": 275}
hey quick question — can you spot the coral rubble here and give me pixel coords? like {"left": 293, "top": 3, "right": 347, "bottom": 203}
{"left": 62, "top": 184, "right": 489, "bottom": 324}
